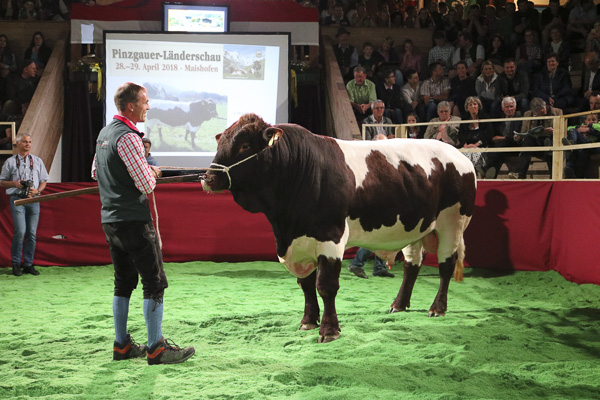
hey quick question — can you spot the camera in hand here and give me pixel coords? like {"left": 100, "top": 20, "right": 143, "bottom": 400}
{"left": 18, "top": 180, "right": 34, "bottom": 198}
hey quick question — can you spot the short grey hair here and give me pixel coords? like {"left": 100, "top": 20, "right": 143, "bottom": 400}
{"left": 437, "top": 101, "right": 450, "bottom": 111}
{"left": 530, "top": 97, "right": 546, "bottom": 112}
{"left": 371, "top": 99, "right": 385, "bottom": 109}
{"left": 15, "top": 133, "right": 31, "bottom": 143}
{"left": 502, "top": 96, "right": 516, "bottom": 107}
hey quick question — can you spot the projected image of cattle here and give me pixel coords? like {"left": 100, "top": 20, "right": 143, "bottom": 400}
{"left": 143, "top": 83, "right": 227, "bottom": 152}
{"left": 223, "top": 45, "right": 265, "bottom": 80}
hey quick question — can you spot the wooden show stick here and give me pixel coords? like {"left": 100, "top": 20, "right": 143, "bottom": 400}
{"left": 13, "top": 173, "right": 204, "bottom": 206}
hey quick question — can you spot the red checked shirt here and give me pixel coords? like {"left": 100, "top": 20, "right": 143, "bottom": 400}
{"left": 91, "top": 115, "right": 156, "bottom": 194}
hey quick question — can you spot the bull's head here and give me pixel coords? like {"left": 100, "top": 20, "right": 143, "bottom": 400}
{"left": 202, "top": 113, "right": 282, "bottom": 193}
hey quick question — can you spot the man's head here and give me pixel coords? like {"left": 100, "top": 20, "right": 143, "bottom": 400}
{"left": 332, "top": 3, "right": 344, "bottom": 19}
{"left": 371, "top": 99, "right": 385, "bottom": 119}
{"left": 458, "top": 32, "right": 473, "bottom": 49}
{"left": 501, "top": 96, "right": 517, "bottom": 117}
{"left": 405, "top": 68, "right": 419, "bottom": 85}
{"left": 362, "top": 41, "right": 373, "bottom": 56}
{"left": 335, "top": 27, "right": 350, "bottom": 45}
{"left": 142, "top": 137, "right": 152, "bottom": 158}
{"left": 22, "top": 60, "right": 36, "bottom": 78}
{"left": 433, "top": 30, "right": 447, "bottom": 46}
{"left": 429, "top": 62, "right": 444, "bottom": 79}
{"left": 114, "top": 82, "right": 150, "bottom": 124}
{"left": 437, "top": 101, "right": 451, "bottom": 120}
{"left": 353, "top": 66, "right": 367, "bottom": 86}
{"left": 383, "top": 69, "right": 396, "bottom": 86}
{"left": 503, "top": 59, "right": 517, "bottom": 78}
{"left": 589, "top": 91, "right": 600, "bottom": 110}
{"left": 530, "top": 97, "right": 547, "bottom": 116}
{"left": 546, "top": 53, "right": 559, "bottom": 73}
{"left": 16, "top": 134, "right": 32, "bottom": 155}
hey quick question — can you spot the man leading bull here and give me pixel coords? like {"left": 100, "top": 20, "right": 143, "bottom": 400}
{"left": 91, "top": 82, "right": 194, "bottom": 365}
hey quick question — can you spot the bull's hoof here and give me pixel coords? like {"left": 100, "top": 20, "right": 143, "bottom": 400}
{"left": 388, "top": 307, "right": 406, "bottom": 313}
{"left": 318, "top": 333, "right": 340, "bottom": 343}
{"left": 428, "top": 310, "right": 446, "bottom": 317}
{"left": 299, "top": 323, "right": 319, "bottom": 331}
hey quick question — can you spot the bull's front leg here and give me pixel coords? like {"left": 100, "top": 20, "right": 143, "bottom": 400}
{"left": 390, "top": 261, "right": 421, "bottom": 312}
{"left": 297, "top": 270, "right": 320, "bottom": 331}
{"left": 316, "top": 255, "right": 341, "bottom": 343}
{"left": 429, "top": 254, "right": 457, "bottom": 317}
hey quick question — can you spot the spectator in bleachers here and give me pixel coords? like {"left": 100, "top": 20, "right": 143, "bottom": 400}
{"left": 484, "top": 5, "right": 499, "bottom": 37}
{"left": 404, "top": 5, "right": 417, "bottom": 28}
{"left": 512, "top": 0, "right": 540, "bottom": 45}
{"left": 401, "top": 68, "right": 424, "bottom": 122}
{"left": 320, "top": 0, "right": 337, "bottom": 24}
{"left": 531, "top": 52, "right": 573, "bottom": 111}
{"left": 458, "top": 96, "right": 493, "bottom": 176}
{"left": 1, "top": 0, "right": 19, "bottom": 20}
{"left": 563, "top": 112, "right": 600, "bottom": 178}
{"left": 515, "top": 28, "right": 542, "bottom": 74}
{"left": 483, "top": 96, "right": 523, "bottom": 179}
{"left": 443, "top": 8, "right": 461, "bottom": 45}
{"left": 449, "top": 60, "right": 477, "bottom": 116}
{"left": 39, "top": 0, "right": 69, "bottom": 21}
{"left": 18, "top": 0, "right": 38, "bottom": 20}
{"left": 542, "top": 27, "right": 570, "bottom": 70}
{"left": 424, "top": 100, "right": 460, "bottom": 146}
{"left": 416, "top": 7, "right": 435, "bottom": 29}
{"left": 428, "top": 30, "right": 454, "bottom": 76}
{"left": 580, "top": 52, "right": 600, "bottom": 103}
{"left": 475, "top": 60, "right": 501, "bottom": 116}
{"left": 390, "top": 10, "right": 404, "bottom": 27}
{"left": 486, "top": 34, "right": 509, "bottom": 75}
{"left": 2, "top": 60, "right": 38, "bottom": 119}
{"left": 421, "top": 61, "right": 451, "bottom": 121}
{"left": 24, "top": 31, "right": 52, "bottom": 75}
{"left": 566, "top": 0, "right": 596, "bottom": 43}
{"left": 0, "top": 34, "right": 16, "bottom": 79}
{"left": 375, "top": 3, "right": 392, "bottom": 28}
{"left": 452, "top": 32, "right": 484, "bottom": 77}
{"left": 376, "top": 68, "right": 404, "bottom": 123}
{"left": 405, "top": 113, "right": 423, "bottom": 138}
{"left": 358, "top": 42, "right": 383, "bottom": 81}
{"left": 376, "top": 36, "right": 402, "bottom": 82}
{"left": 346, "top": 65, "right": 376, "bottom": 129}
{"left": 333, "top": 27, "right": 358, "bottom": 81}
{"left": 323, "top": 2, "right": 349, "bottom": 26}
{"left": 497, "top": 58, "right": 530, "bottom": 113}
{"left": 585, "top": 22, "right": 600, "bottom": 54}
{"left": 438, "top": 1, "right": 448, "bottom": 18}
{"left": 463, "top": 4, "right": 488, "bottom": 46}
{"left": 497, "top": 2, "right": 516, "bottom": 47}
{"left": 399, "top": 39, "right": 421, "bottom": 76}
{"left": 540, "top": 0, "right": 569, "bottom": 45}
{"left": 514, "top": 97, "right": 562, "bottom": 179}
{"left": 427, "top": 0, "right": 444, "bottom": 30}
{"left": 362, "top": 99, "right": 395, "bottom": 140}
{"left": 349, "top": 1, "right": 373, "bottom": 27}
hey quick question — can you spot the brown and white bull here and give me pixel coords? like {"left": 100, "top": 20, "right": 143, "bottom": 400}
{"left": 202, "top": 113, "right": 476, "bottom": 343}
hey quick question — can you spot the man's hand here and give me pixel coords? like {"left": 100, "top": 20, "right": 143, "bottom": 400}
{"left": 150, "top": 166, "right": 162, "bottom": 179}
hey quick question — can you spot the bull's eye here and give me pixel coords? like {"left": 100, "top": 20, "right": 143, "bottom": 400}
{"left": 240, "top": 143, "right": 250, "bottom": 152}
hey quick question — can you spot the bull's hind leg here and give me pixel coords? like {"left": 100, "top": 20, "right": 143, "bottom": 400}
{"left": 297, "top": 270, "right": 320, "bottom": 331}
{"left": 316, "top": 255, "right": 341, "bottom": 343}
{"left": 429, "top": 253, "right": 457, "bottom": 317}
{"left": 390, "top": 242, "right": 423, "bottom": 313}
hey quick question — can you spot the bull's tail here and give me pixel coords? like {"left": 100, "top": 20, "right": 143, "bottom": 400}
{"left": 454, "top": 235, "right": 465, "bottom": 282}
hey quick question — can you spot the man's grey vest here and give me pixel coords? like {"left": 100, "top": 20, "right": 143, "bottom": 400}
{"left": 95, "top": 118, "right": 151, "bottom": 223}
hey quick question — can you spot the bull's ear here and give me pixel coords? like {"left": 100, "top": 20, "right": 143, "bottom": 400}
{"left": 215, "top": 133, "right": 222, "bottom": 142}
{"left": 263, "top": 127, "right": 283, "bottom": 147}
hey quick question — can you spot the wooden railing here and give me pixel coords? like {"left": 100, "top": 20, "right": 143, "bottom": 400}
{"left": 19, "top": 31, "right": 68, "bottom": 171}
{"left": 362, "top": 110, "right": 600, "bottom": 180}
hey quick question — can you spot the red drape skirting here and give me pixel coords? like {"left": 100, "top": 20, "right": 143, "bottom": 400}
{"left": 1, "top": 181, "right": 598, "bottom": 285}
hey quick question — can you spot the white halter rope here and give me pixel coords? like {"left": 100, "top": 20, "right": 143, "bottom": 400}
{"left": 208, "top": 151, "right": 262, "bottom": 190}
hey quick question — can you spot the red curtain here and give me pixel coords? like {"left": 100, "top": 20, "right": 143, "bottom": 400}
{"left": 1, "top": 181, "right": 598, "bottom": 285}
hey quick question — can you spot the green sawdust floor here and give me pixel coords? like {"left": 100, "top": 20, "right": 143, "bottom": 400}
{"left": 1, "top": 262, "right": 599, "bottom": 400}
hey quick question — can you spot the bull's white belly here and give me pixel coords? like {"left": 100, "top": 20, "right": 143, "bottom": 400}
{"left": 346, "top": 216, "right": 434, "bottom": 251}
{"left": 279, "top": 225, "right": 349, "bottom": 278}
